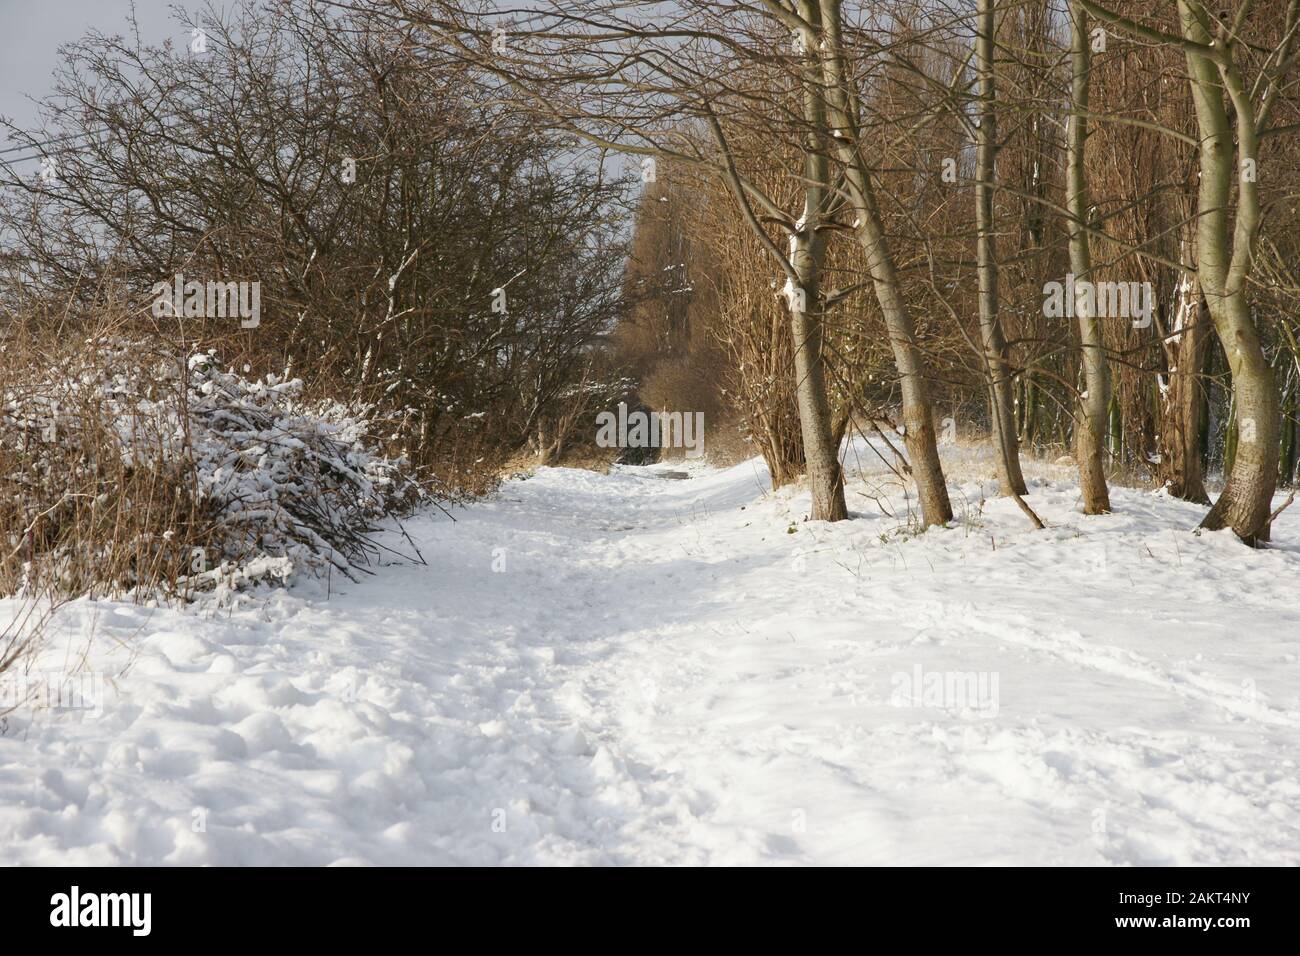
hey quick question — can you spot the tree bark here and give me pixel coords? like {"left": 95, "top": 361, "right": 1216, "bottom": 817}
{"left": 1066, "top": 2, "right": 1111, "bottom": 513}
{"left": 1177, "top": 0, "right": 1280, "bottom": 542}
{"left": 1199, "top": 296, "right": 1279, "bottom": 541}
{"left": 816, "top": 0, "right": 953, "bottom": 527}
{"left": 1157, "top": 231, "right": 1211, "bottom": 503}
{"left": 975, "top": 0, "right": 1029, "bottom": 498}
{"left": 788, "top": 0, "right": 847, "bottom": 522}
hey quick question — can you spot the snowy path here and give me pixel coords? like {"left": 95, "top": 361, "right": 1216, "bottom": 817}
{"left": 2, "top": 445, "right": 1299, "bottom": 864}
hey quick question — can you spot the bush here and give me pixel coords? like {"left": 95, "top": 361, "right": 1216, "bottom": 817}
{"left": 0, "top": 335, "right": 427, "bottom": 603}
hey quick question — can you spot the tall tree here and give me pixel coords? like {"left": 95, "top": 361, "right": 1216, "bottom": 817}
{"left": 814, "top": 0, "right": 954, "bottom": 526}
{"left": 975, "top": 0, "right": 1029, "bottom": 498}
{"left": 1082, "top": 0, "right": 1297, "bottom": 541}
{"left": 1066, "top": 2, "right": 1112, "bottom": 513}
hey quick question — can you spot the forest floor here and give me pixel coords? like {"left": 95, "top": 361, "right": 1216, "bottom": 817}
{"left": 2, "top": 439, "right": 1298, "bottom": 864}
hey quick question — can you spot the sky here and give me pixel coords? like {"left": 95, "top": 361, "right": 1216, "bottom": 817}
{"left": 0, "top": 0, "right": 200, "bottom": 153}
{"left": 0, "top": 1, "right": 634, "bottom": 190}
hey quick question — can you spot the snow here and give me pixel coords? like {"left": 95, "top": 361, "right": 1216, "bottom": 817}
{"left": 3, "top": 346, "right": 420, "bottom": 599}
{"left": 1, "top": 440, "right": 1298, "bottom": 865}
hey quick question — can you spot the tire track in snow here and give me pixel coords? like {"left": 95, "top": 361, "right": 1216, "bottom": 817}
{"left": 893, "top": 599, "right": 1300, "bottom": 729}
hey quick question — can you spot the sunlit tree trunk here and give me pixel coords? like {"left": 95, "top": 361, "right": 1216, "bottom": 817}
{"left": 975, "top": 0, "right": 1029, "bottom": 498}
{"left": 786, "top": 0, "right": 847, "bottom": 521}
{"left": 1158, "top": 226, "right": 1211, "bottom": 503}
{"left": 817, "top": 0, "right": 953, "bottom": 527}
{"left": 1177, "top": 1, "right": 1279, "bottom": 541}
{"left": 1066, "top": 2, "right": 1111, "bottom": 513}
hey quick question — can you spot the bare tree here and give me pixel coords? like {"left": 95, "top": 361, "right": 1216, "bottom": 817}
{"left": 1081, "top": 0, "right": 1297, "bottom": 541}
{"left": 0, "top": 1, "right": 629, "bottom": 488}
{"left": 813, "top": 0, "right": 954, "bottom": 525}
{"left": 1066, "top": 2, "right": 1112, "bottom": 513}
{"left": 972, "top": 0, "right": 1030, "bottom": 498}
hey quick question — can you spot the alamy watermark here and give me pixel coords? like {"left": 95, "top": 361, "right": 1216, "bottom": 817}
{"left": 1043, "top": 274, "right": 1152, "bottom": 329}
{"left": 50, "top": 886, "right": 150, "bottom": 936}
{"left": 151, "top": 274, "right": 261, "bottom": 328}
{"left": 889, "top": 664, "right": 999, "bottom": 719}
{"left": 595, "top": 402, "right": 705, "bottom": 458}
{"left": 0, "top": 670, "right": 104, "bottom": 718}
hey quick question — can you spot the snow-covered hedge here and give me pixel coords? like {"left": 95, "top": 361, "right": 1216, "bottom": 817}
{"left": 0, "top": 342, "right": 426, "bottom": 601}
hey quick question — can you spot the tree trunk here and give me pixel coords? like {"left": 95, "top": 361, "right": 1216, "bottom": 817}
{"left": 1200, "top": 296, "right": 1279, "bottom": 541}
{"left": 537, "top": 421, "right": 561, "bottom": 466}
{"left": 789, "top": 0, "right": 847, "bottom": 522}
{"left": 1158, "top": 247, "right": 1211, "bottom": 504}
{"left": 817, "top": 0, "right": 952, "bottom": 527}
{"left": 1066, "top": 3, "right": 1111, "bottom": 513}
{"left": 976, "top": 0, "right": 1029, "bottom": 498}
{"left": 1178, "top": 0, "right": 1280, "bottom": 542}
{"left": 787, "top": 295, "right": 846, "bottom": 520}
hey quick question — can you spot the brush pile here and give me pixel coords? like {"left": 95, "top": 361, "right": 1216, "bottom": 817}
{"left": 0, "top": 340, "right": 426, "bottom": 601}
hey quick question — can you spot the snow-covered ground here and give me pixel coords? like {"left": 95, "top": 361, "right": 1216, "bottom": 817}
{"left": 2, "top": 440, "right": 1298, "bottom": 865}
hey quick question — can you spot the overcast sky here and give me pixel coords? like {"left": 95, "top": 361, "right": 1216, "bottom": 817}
{"left": 0, "top": 0, "right": 202, "bottom": 146}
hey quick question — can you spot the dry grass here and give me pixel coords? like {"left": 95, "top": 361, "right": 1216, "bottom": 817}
{"left": 0, "top": 305, "right": 425, "bottom": 612}
{"left": 0, "top": 325, "right": 208, "bottom": 603}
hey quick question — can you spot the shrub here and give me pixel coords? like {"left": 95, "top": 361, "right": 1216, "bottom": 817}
{"left": 0, "top": 335, "right": 427, "bottom": 603}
